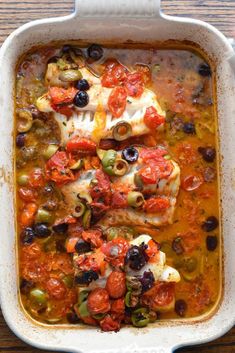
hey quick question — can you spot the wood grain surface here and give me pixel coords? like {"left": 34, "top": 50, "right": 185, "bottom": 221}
{"left": 0, "top": 0, "right": 234, "bottom": 352}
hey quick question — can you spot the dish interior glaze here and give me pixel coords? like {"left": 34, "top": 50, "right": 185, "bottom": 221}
{"left": 15, "top": 43, "right": 221, "bottom": 330}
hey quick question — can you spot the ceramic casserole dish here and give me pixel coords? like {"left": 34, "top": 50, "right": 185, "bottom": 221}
{"left": 0, "top": 0, "right": 235, "bottom": 352}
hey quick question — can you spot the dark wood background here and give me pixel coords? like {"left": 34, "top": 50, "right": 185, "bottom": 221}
{"left": 0, "top": 0, "right": 234, "bottom": 352}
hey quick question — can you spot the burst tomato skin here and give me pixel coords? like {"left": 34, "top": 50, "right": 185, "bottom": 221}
{"left": 87, "top": 288, "right": 111, "bottom": 315}
{"left": 108, "top": 87, "right": 127, "bottom": 118}
{"left": 141, "top": 282, "right": 175, "bottom": 309}
{"left": 181, "top": 174, "right": 203, "bottom": 191}
{"left": 144, "top": 106, "right": 165, "bottom": 129}
{"left": 18, "top": 187, "right": 37, "bottom": 202}
{"left": 29, "top": 168, "right": 45, "bottom": 189}
{"left": 46, "top": 278, "right": 67, "bottom": 300}
{"left": 66, "top": 137, "right": 96, "bottom": 153}
{"left": 82, "top": 229, "right": 104, "bottom": 248}
{"left": 106, "top": 271, "right": 126, "bottom": 299}
{"left": 90, "top": 169, "right": 111, "bottom": 205}
{"left": 124, "top": 72, "right": 144, "bottom": 98}
{"left": 111, "top": 191, "right": 128, "bottom": 209}
{"left": 101, "top": 237, "right": 129, "bottom": 268}
{"left": 49, "top": 86, "right": 77, "bottom": 105}
{"left": 144, "top": 197, "right": 170, "bottom": 213}
{"left": 101, "top": 62, "right": 127, "bottom": 88}
{"left": 100, "top": 314, "right": 121, "bottom": 332}
{"left": 46, "top": 151, "right": 75, "bottom": 185}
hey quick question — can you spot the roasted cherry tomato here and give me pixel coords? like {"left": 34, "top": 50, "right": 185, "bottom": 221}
{"left": 108, "top": 87, "right": 127, "bottom": 118}
{"left": 144, "top": 197, "right": 170, "bottom": 213}
{"left": 101, "top": 237, "right": 129, "bottom": 268}
{"left": 20, "top": 203, "right": 38, "bottom": 227}
{"left": 29, "top": 168, "right": 45, "bottom": 189}
{"left": 124, "top": 72, "right": 144, "bottom": 98}
{"left": 142, "top": 282, "right": 175, "bottom": 309}
{"left": 181, "top": 175, "right": 203, "bottom": 191}
{"left": 106, "top": 271, "right": 126, "bottom": 299}
{"left": 46, "top": 278, "right": 67, "bottom": 300}
{"left": 144, "top": 106, "right": 165, "bottom": 129}
{"left": 87, "top": 288, "right": 111, "bottom": 315}
{"left": 49, "top": 86, "right": 77, "bottom": 105}
{"left": 100, "top": 314, "right": 121, "bottom": 332}
{"left": 101, "top": 62, "right": 127, "bottom": 88}
{"left": 66, "top": 137, "right": 96, "bottom": 153}
{"left": 46, "top": 151, "right": 76, "bottom": 185}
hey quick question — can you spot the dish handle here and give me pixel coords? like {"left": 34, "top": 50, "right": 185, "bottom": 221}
{"left": 74, "top": 0, "right": 161, "bottom": 17}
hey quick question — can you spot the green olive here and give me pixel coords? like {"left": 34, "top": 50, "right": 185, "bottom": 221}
{"left": 62, "top": 275, "right": 74, "bottom": 289}
{"left": 70, "top": 159, "right": 84, "bottom": 170}
{"left": 164, "top": 154, "right": 171, "bottom": 160}
{"left": 101, "top": 149, "right": 117, "bottom": 168}
{"left": 36, "top": 208, "right": 54, "bottom": 224}
{"left": 43, "top": 145, "right": 59, "bottom": 160}
{"left": 69, "top": 50, "right": 86, "bottom": 67}
{"left": 134, "top": 174, "right": 143, "bottom": 190}
{"left": 181, "top": 256, "right": 199, "bottom": 281}
{"left": 112, "top": 159, "right": 129, "bottom": 176}
{"left": 152, "top": 64, "right": 160, "bottom": 75}
{"left": 78, "top": 191, "right": 92, "bottom": 204}
{"left": 78, "top": 290, "right": 89, "bottom": 305}
{"left": 184, "top": 257, "right": 198, "bottom": 273}
{"left": 73, "top": 201, "right": 86, "bottom": 218}
{"left": 113, "top": 121, "right": 132, "bottom": 141}
{"left": 125, "top": 291, "right": 132, "bottom": 307}
{"left": 96, "top": 148, "right": 106, "bottom": 160}
{"left": 30, "top": 288, "right": 47, "bottom": 307}
{"left": 106, "top": 227, "right": 119, "bottom": 241}
{"left": 17, "top": 110, "right": 33, "bottom": 133}
{"left": 82, "top": 209, "right": 91, "bottom": 230}
{"left": 79, "top": 301, "right": 90, "bottom": 318}
{"left": 17, "top": 173, "right": 29, "bottom": 186}
{"left": 59, "top": 69, "right": 82, "bottom": 82}
{"left": 127, "top": 191, "right": 144, "bottom": 208}
{"left": 131, "top": 308, "right": 150, "bottom": 327}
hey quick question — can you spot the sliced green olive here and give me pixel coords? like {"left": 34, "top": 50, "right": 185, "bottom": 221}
{"left": 79, "top": 301, "right": 90, "bottom": 318}
{"left": 127, "top": 191, "right": 144, "bottom": 208}
{"left": 36, "top": 208, "right": 54, "bottom": 224}
{"left": 82, "top": 209, "right": 91, "bottom": 230}
{"left": 70, "top": 159, "right": 84, "bottom": 170}
{"left": 62, "top": 275, "right": 74, "bottom": 289}
{"left": 134, "top": 174, "right": 143, "bottom": 190}
{"left": 78, "top": 290, "right": 89, "bottom": 305}
{"left": 43, "top": 144, "right": 59, "bottom": 160}
{"left": 101, "top": 149, "right": 117, "bottom": 168}
{"left": 131, "top": 308, "right": 149, "bottom": 327}
{"left": 78, "top": 191, "right": 92, "bottom": 204}
{"left": 181, "top": 256, "right": 200, "bottom": 281}
{"left": 125, "top": 291, "right": 132, "bottom": 307}
{"left": 17, "top": 173, "right": 29, "bottom": 186}
{"left": 112, "top": 159, "right": 129, "bottom": 176}
{"left": 30, "top": 288, "right": 47, "bottom": 307}
{"left": 73, "top": 201, "right": 86, "bottom": 218}
{"left": 59, "top": 69, "right": 82, "bottom": 82}
{"left": 96, "top": 148, "right": 106, "bottom": 160}
{"left": 113, "top": 121, "right": 132, "bottom": 141}
{"left": 92, "top": 313, "right": 106, "bottom": 320}
{"left": 90, "top": 178, "right": 98, "bottom": 188}
{"left": 17, "top": 110, "right": 33, "bottom": 133}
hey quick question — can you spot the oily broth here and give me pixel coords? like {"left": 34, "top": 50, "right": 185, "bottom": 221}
{"left": 15, "top": 44, "right": 220, "bottom": 324}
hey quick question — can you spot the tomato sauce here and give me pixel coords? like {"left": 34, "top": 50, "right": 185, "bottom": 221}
{"left": 15, "top": 43, "right": 220, "bottom": 328}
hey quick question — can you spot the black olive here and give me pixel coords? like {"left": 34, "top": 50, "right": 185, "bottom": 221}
{"left": 175, "top": 299, "right": 187, "bottom": 317}
{"left": 21, "top": 227, "right": 35, "bottom": 245}
{"left": 75, "top": 239, "right": 91, "bottom": 254}
{"left": 76, "top": 79, "right": 90, "bottom": 91}
{"left": 202, "top": 216, "right": 219, "bottom": 232}
{"left": 66, "top": 311, "right": 80, "bottom": 324}
{"left": 52, "top": 223, "right": 68, "bottom": 234}
{"left": 206, "top": 235, "right": 218, "bottom": 251}
{"left": 20, "top": 278, "right": 34, "bottom": 295}
{"left": 198, "top": 147, "right": 216, "bottom": 163}
{"left": 61, "top": 44, "right": 72, "bottom": 53}
{"left": 198, "top": 63, "right": 212, "bottom": 77}
{"left": 87, "top": 44, "right": 103, "bottom": 61}
{"left": 16, "top": 133, "right": 26, "bottom": 147}
{"left": 140, "top": 271, "right": 155, "bottom": 292}
{"left": 75, "top": 270, "right": 99, "bottom": 285}
{"left": 73, "top": 91, "right": 89, "bottom": 108}
{"left": 125, "top": 245, "right": 147, "bottom": 271}
{"left": 47, "top": 56, "right": 60, "bottom": 64}
{"left": 183, "top": 122, "right": 195, "bottom": 134}
{"left": 172, "top": 237, "right": 184, "bottom": 255}
{"left": 43, "top": 184, "right": 54, "bottom": 194}
{"left": 34, "top": 223, "right": 51, "bottom": 238}
{"left": 122, "top": 147, "right": 139, "bottom": 164}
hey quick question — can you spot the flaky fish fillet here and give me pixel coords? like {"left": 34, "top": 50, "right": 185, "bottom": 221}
{"left": 36, "top": 66, "right": 165, "bottom": 143}
{"left": 61, "top": 151, "right": 180, "bottom": 227}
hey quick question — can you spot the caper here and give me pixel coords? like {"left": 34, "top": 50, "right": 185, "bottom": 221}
{"left": 113, "top": 121, "right": 132, "bottom": 141}
{"left": 17, "top": 173, "right": 29, "bottom": 186}
{"left": 82, "top": 209, "right": 91, "bottom": 230}
{"left": 43, "top": 144, "right": 59, "bottom": 160}
{"left": 17, "top": 110, "right": 33, "bottom": 133}
{"left": 112, "top": 159, "right": 129, "bottom": 176}
{"left": 131, "top": 308, "right": 149, "bottom": 327}
{"left": 59, "top": 69, "right": 82, "bottom": 82}
{"left": 29, "top": 288, "right": 47, "bottom": 307}
{"left": 127, "top": 191, "right": 144, "bottom": 208}
{"left": 36, "top": 208, "right": 54, "bottom": 224}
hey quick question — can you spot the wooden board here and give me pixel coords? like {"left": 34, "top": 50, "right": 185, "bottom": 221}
{"left": 0, "top": 0, "right": 234, "bottom": 352}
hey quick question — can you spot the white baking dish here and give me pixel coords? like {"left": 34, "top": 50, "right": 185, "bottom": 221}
{"left": 0, "top": 0, "right": 235, "bottom": 352}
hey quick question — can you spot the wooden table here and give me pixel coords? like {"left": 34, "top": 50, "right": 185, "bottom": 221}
{"left": 0, "top": 0, "right": 234, "bottom": 352}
